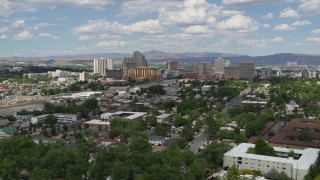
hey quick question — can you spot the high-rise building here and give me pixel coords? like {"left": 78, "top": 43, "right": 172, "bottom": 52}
{"left": 79, "top": 71, "right": 89, "bottom": 81}
{"left": 106, "top": 69, "right": 123, "bottom": 79}
{"left": 239, "top": 62, "right": 255, "bottom": 79}
{"left": 133, "top": 51, "right": 148, "bottom": 67}
{"left": 123, "top": 51, "right": 148, "bottom": 75}
{"left": 224, "top": 66, "right": 239, "bottom": 79}
{"left": 166, "top": 61, "right": 178, "bottom": 71}
{"left": 214, "top": 57, "right": 226, "bottom": 74}
{"left": 94, "top": 58, "right": 113, "bottom": 75}
{"left": 193, "top": 63, "right": 212, "bottom": 79}
{"left": 127, "top": 67, "right": 160, "bottom": 80}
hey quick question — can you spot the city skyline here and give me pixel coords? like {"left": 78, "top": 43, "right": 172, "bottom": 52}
{"left": 1, "top": 0, "right": 320, "bottom": 57}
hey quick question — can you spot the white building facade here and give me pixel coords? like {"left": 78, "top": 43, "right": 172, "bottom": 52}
{"left": 215, "top": 57, "right": 226, "bottom": 74}
{"left": 94, "top": 58, "right": 114, "bottom": 75}
{"left": 223, "top": 143, "right": 320, "bottom": 180}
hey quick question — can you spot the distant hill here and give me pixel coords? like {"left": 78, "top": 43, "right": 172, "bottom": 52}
{"left": 1, "top": 51, "right": 320, "bottom": 65}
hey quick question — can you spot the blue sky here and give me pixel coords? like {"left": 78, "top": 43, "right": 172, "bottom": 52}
{"left": 0, "top": 0, "right": 320, "bottom": 57}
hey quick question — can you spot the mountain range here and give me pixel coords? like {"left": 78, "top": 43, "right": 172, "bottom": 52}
{"left": 1, "top": 51, "right": 320, "bottom": 65}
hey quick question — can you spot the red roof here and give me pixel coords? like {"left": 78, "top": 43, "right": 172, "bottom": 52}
{"left": 268, "top": 118, "right": 320, "bottom": 148}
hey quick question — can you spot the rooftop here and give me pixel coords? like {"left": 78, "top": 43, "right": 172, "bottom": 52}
{"left": 101, "top": 111, "right": 147, "bottom": 120}
{"left": 268, "top": 118, "right": 320, "bottom": 148}
{"left": 225, "top": 143, "right": 320, "bottom": 171}
{"left": 156, "top": 114, "right": 171, "bottom": 119}
{"left": 85, "top": 119, "right": 110, "bottom": 125}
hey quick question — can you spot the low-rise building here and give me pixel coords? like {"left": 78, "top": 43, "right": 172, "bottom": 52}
{"left": 84, "top": 119, "right": 110, "bottom": 130}
{"left": 156, "top": 114, "right": 171, "bottom": 123}
{"left": 224, "top": 143, "right": 320, "bottom": 180}
{"left": 101, "top": 111, "right": 148, "bottom": 121}
{"left": 31, "top": 113, "right": 79, "bottom": 124}
{"left": 286, "top": 101, "right": 304, "bottom": 116}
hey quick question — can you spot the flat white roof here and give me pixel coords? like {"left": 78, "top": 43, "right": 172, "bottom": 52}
{"left": 101, "top": 111, "right": 147, "bottom": 120}
{"left": 156, "top": 114, "right": 171, "bottom": 119}
{"left": 225, "top": 143, "right": 320, "bottom": 170}
{"left": 85, "top": 119, "right": 110, "bottom": 125}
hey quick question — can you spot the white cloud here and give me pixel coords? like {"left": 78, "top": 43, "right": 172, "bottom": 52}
{"left": 299, "top": 0, "right": 320, "bottom": 15}
{"left": 73, "top": 19, "right": 163, "bottom": 40}
{"left": 216, "top": 14, "right": 259, "bottom": 32}
{"left": 0, "top": 0, "right": 115, "bottom": 17}
{"left": 262, "top": 24, "right": 271, "bottom": 28}
{"left": 13, "top": 30, "right": 33, "bottom": 40}
{"left": 262, "top": 13, "right": 274, "bottom": 19}
{"left": 237, "top": 37, "right": 284, "bottom": 48}
{"left": 270, "top": 37, "right": 284, "bottom": 43}
{"left": 158, "top": 0, "right": 221, "bottom": 26}
{"left": 97, "top": 40, "right": 127, "bottom": 48}
{"left": 120, "top": 0, "right": 180, "bottom": 17}
{"left": 130, "top": 19, "right": 163, "bottom": 34}
{"left": 273, "top": 24, "right": 295, "bottom": 31}
{"left": 0, "top": 27, "right": 9, "bottom": 33}
{"left": 291, "top": 20, "right": 312, "bottom": 26}
{"left": 307, "top": 29, "right": 320, "bottom": 44}
{"left": 33, "top": 22, "right": 57, "bottom": 30}
{"left": 221, "top": 0, "right": 292, "bottom": 6}
{"left": 280, "top": 7, "right": 300, "bottom": 18}
{"left": 38, "top": 33, "right": 52, "bottom": 37}
{"left": 220, "top": 10, "right": 243, "bottom": 17}
{"left": 184, "top": 25, "right": 212, "bottom": 34}
{"left": 0, "top": 35, "right": 8, "bottom": 39}
{"left": 11, "top": 19, "right": 26, "bottom": 28}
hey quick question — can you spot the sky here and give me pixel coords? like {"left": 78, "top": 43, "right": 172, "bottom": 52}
{"left": 0, "top": 0, "right": 320, "bottom": 57}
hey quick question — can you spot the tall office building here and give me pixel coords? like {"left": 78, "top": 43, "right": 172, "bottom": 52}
{"left": 94, "top": 58, "right": 114, "bottom": 75}
{"left": 133, "top": 51, "right": 148, "bottom": 67}
{"left": 166, "top": 61, "right": 178, "bottom": 71}
{"left": 193, "top": 63, "right": 212, "bottom": 79}
{"left": 224, "top": 66, "right": 239, "bottom": 79}
{"left": 239, "top": 62, "right": 255, "bottom": 79}
{"left": 214, "top": 57, "right": 226, "bottom": 74}
{"left": 123, "top": 51, "right": 148, "bottom": 76}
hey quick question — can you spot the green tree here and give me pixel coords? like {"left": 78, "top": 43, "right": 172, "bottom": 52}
{"left": 255, "top": 138, "right": 276, "bottom": 156}
{"left": 299, "top": 128, "right": 312, "bottom": 141}
{"left": 276, "top": 171, "right": 291, "bottom": 180}
{"left": 265, "top": 168, "right": 279, "bottom": 180}
{"left": 226, "top": 164, "right": 241, "bottom": 180}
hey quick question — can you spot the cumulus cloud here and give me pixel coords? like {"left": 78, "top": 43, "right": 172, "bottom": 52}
{"left": 11, "top": 19, "right": 26, "bottom": 28}
{"left": 262, "top": 24, "right": 271, "bottom": 29}
{"left": 216, "top": 14, "right": 259, "bottom": 32}
{"left": 307, "top": 29, "right": 320, "bottom": 44}
{"left": 120, "top": 0, "right": 179, "bottom": 17}
{"left": 273, "top": 24, "right": 295, "bottom": 31}
{"left": 184, "top": 25, "right": 213, "bottom": 34}
{"left": 0, "top": 34, "right": 8, "bottom": 39}
{"left": 12, "top": 30, "right": 33, "bottom": 40}
{"left": 97, "top": 40, "right": 127, "bottom": 48}
{"left": 158, "top": 0, "right": 221, "bottom": 26}
{"left": 299, "top": 0, "right": 320, "bottom": 15}
{"left": 221, "top": 0, "right": 292, "bottom": 6}
{"left": 291, "top": 20, "right": 312, "bottom": 26}
{"left": 280, "top": 7, "right": 300, "bottom": 18}
{"left": 0, "top": 0, "right": 115, "bottom": 17}
{"left": 73, "top": 19, "right": 163, "bottom": 40}
{"left": 0, "top": 27, "right": 9, "bottom": 33}
{"left": 262, "top": 13, "right": 274, "bottom": 19}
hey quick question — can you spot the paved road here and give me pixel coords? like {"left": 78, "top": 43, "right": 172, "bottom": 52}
{"left": 189, "top": 129, "right": 207, "bottom": 153}
{"left": 222, "top": 87, "right": 251, "bottom": 113}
